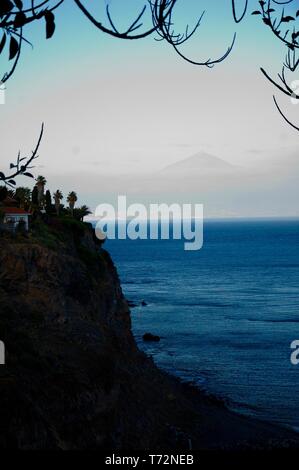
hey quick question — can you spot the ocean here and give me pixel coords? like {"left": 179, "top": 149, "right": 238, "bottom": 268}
{"left": 106, "top": 219, "right": 299, "bottom": 431}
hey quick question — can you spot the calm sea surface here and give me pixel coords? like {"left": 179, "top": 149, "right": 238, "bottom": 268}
{"left": 106, "top": 219, "right": 299, "bottom": 430}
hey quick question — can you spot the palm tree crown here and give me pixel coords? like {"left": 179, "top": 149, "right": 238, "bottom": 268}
{"left": 77, "top": 205, "right": 92, "bottom": 221}
{"left": 53, "top": 190, "right": 63, "bottom": 202}
{"left": 53, "top": 190, "right": 63, "bottom": 216}
{"left": 14, "top": 187, "right": 31, "bottom": 208}
{"left": 35, "top": 175, "right": 47, "bottom": 207}
{"left": 67, "top": 191, "right": 78, "bottom": 215}
{"left": 36, "top": 175, "right": 47, "bottom": 187}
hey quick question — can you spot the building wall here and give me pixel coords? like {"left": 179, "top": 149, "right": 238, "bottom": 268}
{"left": 3, "top": 215, "right": 29, "bottom": 231}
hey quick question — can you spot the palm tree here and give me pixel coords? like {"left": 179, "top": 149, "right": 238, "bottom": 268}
{"left": 35, "top": 175, "right": 47, "bottom": 207}
{"left": 67, "top": 191, "right": 78, "bottom": 216}
{"left": 31, "top": 186, "right": 39, "bottom": 207}
{"left": 6, "top": 189, "right": 15, "bottom": 198}
{"left": 77, "top": 205, "right": 92, "bottom": 221}
{"left": 53, "top": 190, "right": 63, "bottom": 216}
{"left": 14, "top": 187, "right": 31, "bottom": 209}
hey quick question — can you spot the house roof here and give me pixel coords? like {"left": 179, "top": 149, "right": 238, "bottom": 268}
{"left": 2, "top": 207, "right": 30, "bottom": 215}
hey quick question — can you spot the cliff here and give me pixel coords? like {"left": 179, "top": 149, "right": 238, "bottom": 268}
{"left": 0, "top": 218, "right": 298, "bottom": 450}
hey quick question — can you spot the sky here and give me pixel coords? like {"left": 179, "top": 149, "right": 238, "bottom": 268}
{"left": 0, "top": 0, "right": 298, "bottom": 216}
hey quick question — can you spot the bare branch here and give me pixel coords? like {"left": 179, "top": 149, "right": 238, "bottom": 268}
{"left": 260, "top": 67, "right": 299, "bottom": 99}
{"left": 232, "top": 0, "right": 248, "bottom": 23}
{"left": 273, "top": 95, "right": 299, "bottom": 131}
{"left": 235, "top": 0, "right": 299, "bottom": 130}
{"left": 151, "top": 0, "right": 236, "bottom": 67}
{"left": 73, "top": 0, "right": 158, "bottom": 40}
{"left": 0, "top": 124, "right": 44, "bottom": 187}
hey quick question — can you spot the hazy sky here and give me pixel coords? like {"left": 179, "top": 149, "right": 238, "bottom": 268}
{"left": 0, "top": 0, "right": 298, "bottom": 214}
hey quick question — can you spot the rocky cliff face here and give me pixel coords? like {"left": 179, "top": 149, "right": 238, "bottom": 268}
{"left": 0, "top": 221, "right": 173, "bottom": 449}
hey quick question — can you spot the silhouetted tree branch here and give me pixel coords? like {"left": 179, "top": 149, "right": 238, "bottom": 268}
{"left": 0, "top": 123, "right": 44, "bottom": 188}
{"left": 233, "top": 0, "right": 299, "bottom": 129}
{"left": 0, "top": 1, "right": 63, "bottom": 83}
{"left": 1, "top": 1, "right": 299, "bottom": 132}
{"left": 151, "top": 1, "right": 236, "bottom": 67}
{"left": 0, "top": 0, "right": 235, "bottom": 85}
{"left": 232, "top": 0, "right": 248, "bottom": 23}
{"left": 0, "top": 2, "right": 237, "bottom": 186}
{"left": 73, "top": 0, "right": 158, "bottom": 39}
{"left": 273, "top": 95, "right": 299, "bottom": 130}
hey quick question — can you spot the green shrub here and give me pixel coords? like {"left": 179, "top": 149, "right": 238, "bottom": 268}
{"left": 59, "top": 216, "right": 86, "bottom": 236}
{"left": 31, "top": 218, "right": 59, "bottom": 249}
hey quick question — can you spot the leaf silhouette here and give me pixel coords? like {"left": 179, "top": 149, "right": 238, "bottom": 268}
{"left": 252, "top": 11, "right": 261, "bottom": 15}
{"left": 0, "top": 172, "right": 5, "bottom": 180}
{"left": 0, "top": 0, "right": 14, "bottom": 17}
{"left": 45, "top": 11, "right": 56, "bottom": 39}
{"left": 0, "top": 33, "right": 7, "bottom": 55}
{"left": 14, "top": 11, "right": 27, "bottom": 28}
{"left": 281, "top": 16, "right": 295, "bottom": 23}
{"left": 23, "top": 172, "right": 34, "bottom": 178}
{"left": 14, "top": 0, "right": 23, "bottom": 9}
{"left": 9, "top": 36, "right": 19, "bottom": 60}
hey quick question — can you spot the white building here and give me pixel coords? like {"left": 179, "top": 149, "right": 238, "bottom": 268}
{"left": 2, "top": 207, "right": 30, "bottom": 231}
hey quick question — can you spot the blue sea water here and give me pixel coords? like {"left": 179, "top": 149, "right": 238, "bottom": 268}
{"left": 106, "top": 219, "right": 299, "bottom": 430}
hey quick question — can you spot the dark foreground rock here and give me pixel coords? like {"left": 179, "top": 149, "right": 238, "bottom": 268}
{"left": 143, "top": 333, "right": 160, "bottom": 342}
{"left": 0, "top": 220, "right": 298, "bottom": 451}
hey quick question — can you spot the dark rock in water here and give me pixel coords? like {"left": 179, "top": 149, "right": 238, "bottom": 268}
{"left": 143, "top": 333, "right": 160, "bottom": 342}
{"left": 128, "top": 300, "right": 147, "bottom": 308}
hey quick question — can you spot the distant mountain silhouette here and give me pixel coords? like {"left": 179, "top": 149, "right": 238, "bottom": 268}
{"left": 159, "top": 151, "right": 236, "bottom": 175}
